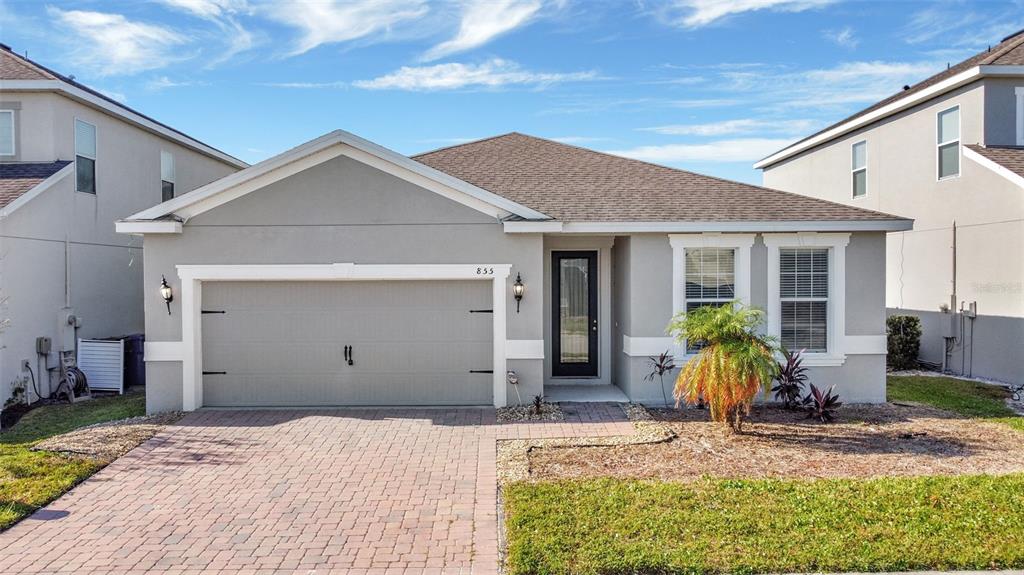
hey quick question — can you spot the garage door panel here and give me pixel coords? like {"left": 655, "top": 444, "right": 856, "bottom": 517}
{"left": 201, "top": 280, "right": 493, "bottom": 406}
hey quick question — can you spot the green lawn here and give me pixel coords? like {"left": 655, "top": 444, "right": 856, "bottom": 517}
{"left": 504, "top": 376, "right": 1024, "bottom": 574}
{"left": 504, "top": 475, "right": 1024, "bottom": 575}
{"left": 0, "top": 390, "right": 145, "bottom": 530}
{"left": 888, "top": 375, "right": 1024, "bottom": 431}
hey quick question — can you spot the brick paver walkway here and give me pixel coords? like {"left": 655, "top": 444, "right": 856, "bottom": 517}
{"left": 0, "top": 403, "right": 633, "bottom": 574}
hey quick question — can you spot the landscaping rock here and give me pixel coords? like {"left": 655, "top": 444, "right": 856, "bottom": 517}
{"left": 32, "top": 412, "right": 182, "bottom": 462}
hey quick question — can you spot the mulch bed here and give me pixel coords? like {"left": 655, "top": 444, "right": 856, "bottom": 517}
{"left": 528, "top": 403, "right": 1024, "bottom": 481}
{"left": 32, "top": 412, "right": 182, "bottom": 462}
{"left": 497, "top": 402, "right": 564, "bottom": 423}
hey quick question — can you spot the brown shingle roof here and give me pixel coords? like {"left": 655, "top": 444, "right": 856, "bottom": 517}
{"left": 0, "top": 161, "right": 71, "bottom": 208}
{"left": 967, "top": 144, "right": 1024, "bottom": 181}
{"left": 413, "top": 133, "right": 907, "bottom": 223}
{"left": 763, "top": 29, "right": 1024, "bottom": 166}
{"left": 0, "top": 47, "right": 56, "bottom": 80}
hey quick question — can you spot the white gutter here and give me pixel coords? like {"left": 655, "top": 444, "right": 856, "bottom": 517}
{"left": 504, "top": 219, "right": 913, "bottom": 233}
{"left": 754, "top": 66, "right": 1024, "bottom": 169}
{"left": 965, "top": 146, "right": 1024, "bottom": 189}
{"left": 0, "top": 79, "right": 247, "bottom": 169}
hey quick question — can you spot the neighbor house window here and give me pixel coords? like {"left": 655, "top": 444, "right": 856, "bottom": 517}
{"left": 75, "top": 119, "right": 96, "bottom": 194}
{"left": 669, "top": 234, "right": 754, "bottom": 356}
{"left": 684, "top": 247, "right": 736, "bottom": 352}
{"left": 160, "top": 150, "right": 175, "bottom": 202}
{"left": 779, "top": 248, "right": 829, "bottom": 353}
{"left": 937, "top": 106, "right": 960, "bottom": 179}
{"left": 0, "top": 110, "right": 13, "bottom": 156}
{"left": 851, "top": 141, "right": 866, "bottom": 198}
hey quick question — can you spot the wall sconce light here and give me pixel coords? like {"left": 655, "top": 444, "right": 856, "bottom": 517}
{"left": 159, "top": 276, "right": 173, "bottom": 315}
{"left": 512, "top": 273, "right": 525, "bottom": 313}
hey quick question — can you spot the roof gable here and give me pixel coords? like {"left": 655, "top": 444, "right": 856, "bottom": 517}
{"left": 0, "top": 161, "right": 73, "bottom": 216}
{"left": 117, "top": 130, "right": 549, "bottom": 233}
{"left": 414, "top": 133, "right": 909, "bottom": 225}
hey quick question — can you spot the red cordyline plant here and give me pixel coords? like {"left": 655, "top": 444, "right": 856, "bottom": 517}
{"left": 669, "top": 303, "right": 779, "bottom": 432}
{"left": 644, "top": 351, "right": 676, "bottom": 406}
{"left": 772, "top": 348, "right": 808, "bottom": 410}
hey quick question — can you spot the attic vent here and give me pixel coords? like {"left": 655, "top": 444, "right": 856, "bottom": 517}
{"left": 77, "top": 339, "right": 124, "bottom": 393}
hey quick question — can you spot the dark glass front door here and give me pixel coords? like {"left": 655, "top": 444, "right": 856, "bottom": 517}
{"left": 552, "top": 251, "right": 598, "bottom": 377}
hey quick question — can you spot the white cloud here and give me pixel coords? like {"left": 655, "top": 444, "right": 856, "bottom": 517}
{"left": 720, "top": 60, "right": 939, "bottom": 110}
{"left": 48, "top": 8, "right": 188, "bottom": 76}
{"left": 257, "top": 80, "right": 348, "bottom": 89}
{"left": 902, "top": 5, "right": 1024, "bottom": 49}
{"left": 640, "top": 118, "right": 818, "bottom": 136}
{"left": 823, "top": 26, "right": 858, "bottom": 48}
{"left": 353, "top": 58, "right": 597, "bottom": 91}
{"left": 659, "top": 0, "right": 835, "bottom": 28}
{"left": 263, "top": 0, "right": 429, "bottom": 56}
{"left": 605, "top": 138, "right": 796, "bottom": 163}
{"left": 147, "top": 76, "right": 208, "bottom": 90}
{"left": 96, "top": 88, "right": 128, "bottom": 103}
{"left": 422, "top": 0, "right": 542, "bottom": 61}
{"left": 158, "top": 0, "right": 255, "bottom": 64}
{"left": 669, "top": 98, "right": 740, "bottom": 108}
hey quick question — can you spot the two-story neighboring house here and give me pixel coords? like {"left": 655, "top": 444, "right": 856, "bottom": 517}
{"left": 758, "top": 30, "right": 1024, "bottom": 385}
{"left": 0, "top": 45, "right": 246, "bottom": 404}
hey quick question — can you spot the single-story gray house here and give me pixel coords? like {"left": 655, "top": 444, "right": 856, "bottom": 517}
{"left": 116, "top": 131, "right": 912, "bottom": 413}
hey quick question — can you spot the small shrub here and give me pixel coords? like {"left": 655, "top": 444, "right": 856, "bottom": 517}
{"left": 532, "top": 394, "right": 544, "bottom": 416}
{"left": 803, "top": 384, "right": 842, "bottom": 422}
{"left": 643, "top": 351, "right": 676, "bottom": 406}
{"left": 772, "top": 348, "right": 808, "bottom": 409}
{"left": 887, "top": 315, "right": 922, "bottom": 370}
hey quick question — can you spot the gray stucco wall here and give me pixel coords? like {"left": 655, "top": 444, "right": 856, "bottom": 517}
{"left": 0, "top": 92, "right": 238, "bottom": 403}
{"left": 984, "top": 78, "right": 1022, "bottom": 147}
{"left": 143, "top": 155, "right": 544, "bottom": 413}
{"left": 616, "top": 231, "right": 888, "bottom": 405}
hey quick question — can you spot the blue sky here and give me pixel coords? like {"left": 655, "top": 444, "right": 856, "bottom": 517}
{"left": 2, "top": 0, "right": 1022, "bottom": 184}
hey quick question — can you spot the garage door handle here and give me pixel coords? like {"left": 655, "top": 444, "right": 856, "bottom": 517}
{"left": 345, "top": 345, "right": 354, "bottom": 366}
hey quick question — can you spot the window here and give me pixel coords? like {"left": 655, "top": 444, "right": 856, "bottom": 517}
{"left": 779, "top": 248, "right": 829, "bottom": 353}
{"left": 851, "top": 141, "right": 866, "bottom": 198}
{"left": 684, "top": 248, "right": 736, "bottom": 352}
{"left": 937, "top": 106, "right": 960, "bottom": 179}
{"left": 670, "top": 234, "right": 754, "bottom": 356}
{"left": 75, "top": 119, "right": 96, "bottom": 194}
{"left": 0, "top": 110, "right": 13, "bottom": 156}
{"left": 160, "top": 150, "right": 175, "bottom": 202}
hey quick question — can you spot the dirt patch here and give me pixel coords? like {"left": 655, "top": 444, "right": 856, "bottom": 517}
{"left": 32, "top": 412, "right": 182, "bottom": 462}
{"left": 528, "top": 403, "right": 1024, "bottom": 481}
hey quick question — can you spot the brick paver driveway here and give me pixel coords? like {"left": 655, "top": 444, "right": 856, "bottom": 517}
{"left": 0, "top": 404, "right": 632, "bottom": 574}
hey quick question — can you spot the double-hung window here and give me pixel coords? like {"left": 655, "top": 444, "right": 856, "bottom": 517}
{"left": 937, "top": 106, "right": 960, "bottom": 179}
{"left": 161, "top": 150, "right": 175, "bottom": 202}
{"left": 75, "top": 119, "right": 97, "bottom": 194}
{"left": 851, "top": 141, "right": 866, "bottom": 198}
{"left": 684, "top": 248, "right": 736, "bottom": 352}
{"left": 779, "top": 248, "right": 829, "bottom": 353}
{"left": 0, "top": 110, "right": 14, "bottom": 157}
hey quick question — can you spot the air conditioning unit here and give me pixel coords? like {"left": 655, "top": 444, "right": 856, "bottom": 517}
{"left": 77, "top": 339, "right": 124, "bottom": 394}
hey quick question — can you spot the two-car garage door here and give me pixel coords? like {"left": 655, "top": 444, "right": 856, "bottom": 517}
{"left": 201, "top": 280, "right": 493, "bottom": 407}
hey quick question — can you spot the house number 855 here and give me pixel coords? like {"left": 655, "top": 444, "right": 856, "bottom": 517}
{"left": 476, "top": 267, "right": 494, "bottom": 275}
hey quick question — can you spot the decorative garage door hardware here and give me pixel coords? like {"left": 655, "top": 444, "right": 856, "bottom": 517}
{"left": 344, "top": 345, "right": 354, "bottom": 366}
{"left": 469, "top": 370, "right": 494, "bottom": 374}
{"left": 201, "top": 310, "right": 226, "bottom": 314}
{"left": 203, "top": 371, "right": 226, "bottom": 375}
{"left": 469, "top": 309, "right": 493, "bottom": 313}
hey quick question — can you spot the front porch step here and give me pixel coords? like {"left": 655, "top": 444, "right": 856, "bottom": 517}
{"left": 544, "top": 385, "right": 629, "bottom": 403}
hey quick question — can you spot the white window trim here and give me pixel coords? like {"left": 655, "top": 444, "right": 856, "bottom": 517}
{"left": 1016, "top": 87, "right": 1024, "bottom": 147}
{"left": 936, "top": 105, "right": 961, "bottom": 181}
{"left": 171, "top": 263, "right": 512, "bottom": 411}
{"left": 0, "top": 109, "right": 14, "bottom": 156}
{"left": 74, "top": 118, "right": 97, "bottom": 194}
{"left": 669, "top": 233, "right": 754, "bottom": 359}
{"left": 851, "top": 140, "right": 867, "bottom": 198}
{"left": 764, "top": 233, "right": 849, "bottom": 367}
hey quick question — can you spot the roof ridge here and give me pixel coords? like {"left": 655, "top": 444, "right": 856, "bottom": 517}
{"left": 982, "top": 30, "right": 1024, "bottom": 65}
{"left": 0, "top": 47, "right": 57, "bottom": 80}
{"left": 411, "top": 133, "right": 520, "bottom": 158}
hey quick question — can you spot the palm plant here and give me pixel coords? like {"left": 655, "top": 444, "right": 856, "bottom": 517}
{"left": 772, "top": 348, "right": 808, "bottom": 409}
{"left": 643, "top": 351, "right": 676, "bottom": 407}
{"left": 669, "top": 303, "right": 778, "bottom": 432}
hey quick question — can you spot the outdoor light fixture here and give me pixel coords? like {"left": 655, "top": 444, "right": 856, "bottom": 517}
{"left": 159, "top": 276, "right": 173, "bottom": 315}
{"left": 512, "top": 273, "right": 525, "bottom": 313}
